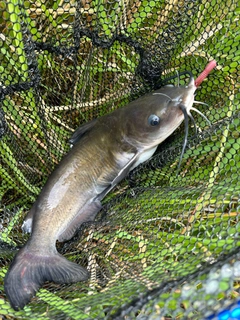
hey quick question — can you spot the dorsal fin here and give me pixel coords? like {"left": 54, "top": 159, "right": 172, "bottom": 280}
{"left": 69, "top": 118, "right": 98, "bottom": 145}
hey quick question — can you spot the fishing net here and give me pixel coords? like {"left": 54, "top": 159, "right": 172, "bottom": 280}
{"left": 0, "top": 0, "right": 239, "bottom": 319}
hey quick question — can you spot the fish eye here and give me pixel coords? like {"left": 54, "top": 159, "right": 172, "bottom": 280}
{"left": 148, "top": 114, "right": 160, "bottom": 126}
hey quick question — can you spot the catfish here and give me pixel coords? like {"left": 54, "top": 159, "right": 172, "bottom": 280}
{"left": 4, "top": 62, "right": 216, "bottom": 310}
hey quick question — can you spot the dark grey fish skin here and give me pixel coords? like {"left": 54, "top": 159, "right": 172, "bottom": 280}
{"left": 4, "top": 78, "right": 197, "bottom": 310}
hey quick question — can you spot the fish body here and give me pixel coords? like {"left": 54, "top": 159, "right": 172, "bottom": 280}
{"left": 4, "top": 77, "right": 197, "bottom": 310}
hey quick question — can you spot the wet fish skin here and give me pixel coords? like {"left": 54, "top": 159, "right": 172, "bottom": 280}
{"left": 4, "top": 78, "right": 196, "bottom": 310}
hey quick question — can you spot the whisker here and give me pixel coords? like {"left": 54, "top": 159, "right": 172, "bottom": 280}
{"left": 176, "top": 70, "right": 180, "bottom": 87}
{"left": 190, "top": 107, "right": 211, "bottom": 126}
{"left": 152, "top": 93, "right": 172, "bottom": 101}
{"left": 177, "top": 104, "right": 189, "bottom": 173}
{"left": 188, "top": 112, "right": 198, "bottom": 136}
{"left": 177, "top": 106, "right": 210, "bottom": 174}
{"left": 193, "top": 100, "right": 209, "bottom": 107}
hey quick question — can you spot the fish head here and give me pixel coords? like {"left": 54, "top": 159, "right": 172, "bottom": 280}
{"left": 122, "top": 77, "right": 196, "bottom": 150}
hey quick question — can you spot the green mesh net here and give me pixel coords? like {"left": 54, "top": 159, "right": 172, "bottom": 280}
{"left": 0, "top": 0, "right": 239, "bottom": 319}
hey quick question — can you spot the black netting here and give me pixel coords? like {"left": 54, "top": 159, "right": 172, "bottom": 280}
{"left": 0, "top": 0, "right": 239, "bottom": 319}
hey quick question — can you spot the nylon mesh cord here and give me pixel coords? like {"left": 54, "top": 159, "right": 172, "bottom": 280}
{"left": 0, "top": 0, "right": 239, "bottom": 319}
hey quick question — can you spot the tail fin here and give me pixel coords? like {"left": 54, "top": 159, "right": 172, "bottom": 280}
{"left": 4, "top": 246, "right": 89, "bottom": 310}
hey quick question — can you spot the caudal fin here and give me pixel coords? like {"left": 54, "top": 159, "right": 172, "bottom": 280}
{"left": 4, "top": 246, "right": 89, "bottom": 310}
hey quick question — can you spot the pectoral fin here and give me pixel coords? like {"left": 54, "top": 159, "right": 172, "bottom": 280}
{"left": 97, "top": 146, "right": 157, "bottom": 201}
{"left": 96, "top": 152, "right": 140, "bottom": 201}
{"left": 57, "top": 200, "right": 102, "bottom": 242}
